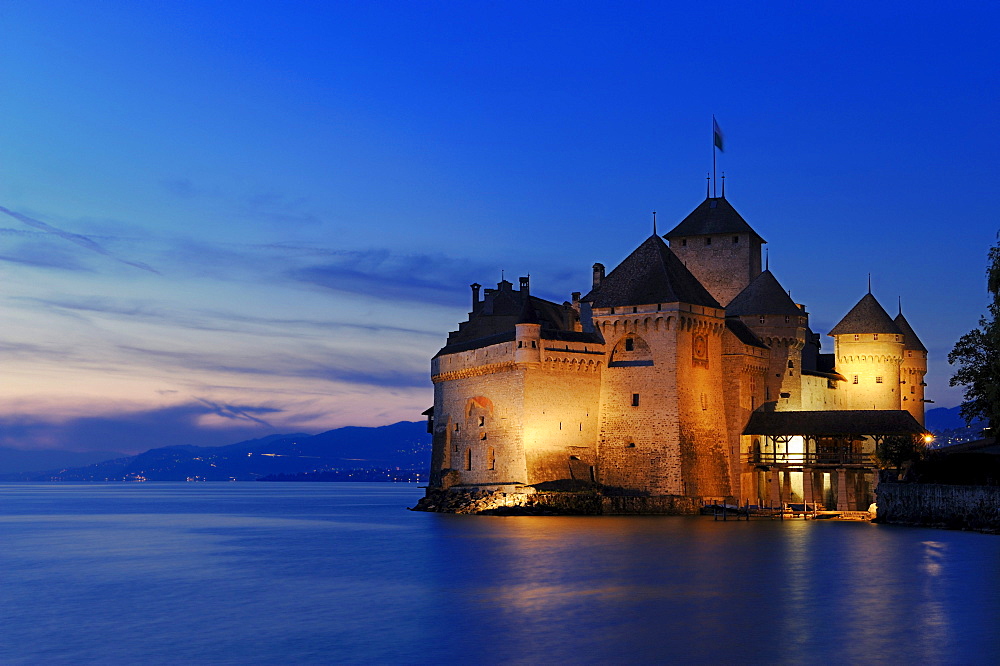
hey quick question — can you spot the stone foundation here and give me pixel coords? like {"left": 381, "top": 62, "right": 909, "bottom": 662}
{"left": 411, "top": 487, "right": 700, "bottom": 515}
{"left": 875, "top": 482, "right": 1000, "bottom": 533}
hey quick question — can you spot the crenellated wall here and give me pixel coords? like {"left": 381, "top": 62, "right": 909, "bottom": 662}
{"left": 833, "top": 334, "right": 904, "bottom": 410}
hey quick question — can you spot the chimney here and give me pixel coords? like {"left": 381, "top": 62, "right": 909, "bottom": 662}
{"left": 470, "top": 283, "right": 482, "bottom": 309}
{"left": 592, "top": 263, "right": 605, "bottom": 289}
{"left": 519, "top": 276, "right": 530, "bottom": 294}
{"left": 572, "top": 291, "right": 581, "bottom": 305}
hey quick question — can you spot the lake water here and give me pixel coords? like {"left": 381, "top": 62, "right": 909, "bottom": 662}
{"left": 1, "top": 483, "right": 999, "bottom": 665}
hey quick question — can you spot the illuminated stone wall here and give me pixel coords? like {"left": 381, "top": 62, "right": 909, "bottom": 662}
{"left": 722, "top": 327, "right": 769, "bottom": 502}
{"left": 431, "top": 340, "right": 527, "bottom": 488}
{"left": 799, "top": 373, "right": 845, "bottom": 410}
{"left": 593, "top": 303, "right": 734, "bottom": 498}
{"left": 833, "top": 334, "right": 904, "bottom": 410}
{"left": 900, "top": 349, "right": 927, "bottom": 425}
{"left": 668, "top": 232, "right": 763, "bottom": 307}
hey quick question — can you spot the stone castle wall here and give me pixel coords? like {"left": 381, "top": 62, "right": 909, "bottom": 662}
{"left": 876, "top": 482, "right": 1000, "bottom": 532}
{"left": 900, "top": 350, "right": 927, "bottom": 425}
{"left": 668, "top": 232, "right": 762, "bottom": 307}
{"left": 834, "top": 335, "right": 904, "bottom": 410}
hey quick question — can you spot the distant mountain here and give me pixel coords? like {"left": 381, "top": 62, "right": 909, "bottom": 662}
{"left": 0, "top": 447, "right": 128, "bottom": 474}
{"left": 926, "top": 406, "right": 984, "bottom": 431}
{"left": 1, "top": 421, "right": 432, "bottom": 482}
{"left": 926, "top": 406, "right": 989, "bottom": 448}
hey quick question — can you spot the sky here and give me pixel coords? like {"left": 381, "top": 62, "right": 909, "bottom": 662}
{"left": 1, "top": 2, "right": 998, "bottom": 453}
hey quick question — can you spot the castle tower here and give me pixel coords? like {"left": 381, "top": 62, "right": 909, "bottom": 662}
{"left": 726, "top": 270, "right": 808, "bottom": 410}
{"left": 581, "top": 234, "right": 733, "bottom": 500}
{"left": 664, "top": 196, "right": 765, "bottom": 307}
{"left": 894, "top": 309, "right": 928, "bottom": 426}
{"left": 829, "top": 293, "right": 904, "bottom": 411}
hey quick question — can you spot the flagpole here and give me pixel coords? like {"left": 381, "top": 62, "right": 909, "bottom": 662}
{"left": 711, "top": 115, "right": 717, "bottom": 198}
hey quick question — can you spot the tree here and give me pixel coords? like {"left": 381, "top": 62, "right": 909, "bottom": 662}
{"left": 949, "top": 233, "right": 1000, "bottom": 434}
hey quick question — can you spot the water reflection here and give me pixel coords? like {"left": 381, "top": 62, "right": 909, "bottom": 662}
{"left": 3, "top": 484, "right": 1000, "bottom": 664}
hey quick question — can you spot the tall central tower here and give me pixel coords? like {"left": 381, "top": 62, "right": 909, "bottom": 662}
{"left": 664, "top": 196, "right": 765, "bottom": 307}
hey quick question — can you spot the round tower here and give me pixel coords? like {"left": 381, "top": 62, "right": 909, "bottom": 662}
{"left": 829, "top": 293, "right": 904, "bottom": 411}
{"left": 895, "top": 309, "right": 928, "bottom": 425}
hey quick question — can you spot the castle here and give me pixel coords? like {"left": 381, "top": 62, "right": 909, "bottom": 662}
{"left": 420, "top": 194, "right": 927, "bottom": 513}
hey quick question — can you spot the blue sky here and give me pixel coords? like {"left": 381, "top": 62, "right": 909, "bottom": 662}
{"left": 1, "top": 2, "right": 997, "bottom": 452}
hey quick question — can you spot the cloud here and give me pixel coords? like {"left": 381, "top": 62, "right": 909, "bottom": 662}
{"left": 0, "top": 204, "right": 160, "bottom": 274}
{"left": 0, "top": 401, "right": 295, "bottom": 454}
{"left": 193, "top": 397, "right": 278, "bottom": 427}
{"left": 288, "top": 248, "right": 494, "bottom": 307}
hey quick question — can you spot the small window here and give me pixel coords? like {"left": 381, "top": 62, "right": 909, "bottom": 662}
{"left": 733, "top": 236, "right": 739, "bottom": 244}
{"left": 780, "top": 392, "right": 791, "bottom": 399}
{"left": 518, "top": 341, "right": 522, "bottom": 348}
{"left": 910, "top": 385, "right": 915, "bottom": 394}
{"left": 854, "top": 334, "right": 860, "bottom": 341}
{"left": 464, "top": 449, "right": 472, "bottom": 470}
{"left": 876, "top": 376, "right": 883, "bottom": 384}
{"left": 705, "top": 237, "right": 712, "bottom": 245}
{"left": 488, "top": 448, "right": 495, "bottom": 470}
{"left": 453, "top": 442, "right": 458, "bottom": 452}
{"left": 454, "top": 423, "right": 460, "bottom": 432}
{"left": 559, "top": 422, "right": 562, "bottom": 430}
{"left": 632, "top": 307, "right": 638, "bottom": 313}
{"left": 610, "top": 307, "right": 616, "bottom": 314}
{"left": 480, "top": 432, "right": 487, "bottom": 440}
{"left": 569, "top": 455, "right": 580, "bottom": 461}
{"left": 681, "top": 239, "right": 687, "bottom": 247}
{"left": 625, "top": 338, "right": 634, "bottom": 351}
{"left": 759, "top": 316, "right": 766, "bottom": 324}
{"left": 853, "top": 375, "right": 859, "bottom": 384}
{"left": 784, "top": 315, "right": 790, "bottom": 323}
{"left": 478, "top": 416, "right": 485, "bottom": 427}
{"left": 531, "top": 341, "right": 536, "bottom": 348}
{"left": 874, "top": 334, "right": 879, "bottom": 341}
{"left": 627, "top": 442, "right": 636, "bottom": 448}
{"left": 907, "top": 351, "right": 912, "bottom": 357}
{"left": 632, "top": 393, "right": 640, "bottom": 407}
{"left": 579, "top": 423, "right": 583, "bottom": 431}
{"left": 788, "top": 360, "right": 794, "bottom": 368}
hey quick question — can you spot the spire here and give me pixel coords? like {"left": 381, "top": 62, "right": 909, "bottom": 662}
{"left": 706, "top": 172, "right": 711, "bottom": 198}
{"left": 898, "top": 296, "right": 902, "bottom": 316}
{"left": 765, "top": 247, "right": 769, "bottom": 271}
{"left": 652, "top": 211, "right": 657, "bottom": 236}
{"left": 721, "top": 172, "right": 726, "bottom": 198}
{"left": 867, "top": 273, "right": 872, "bottom": 294}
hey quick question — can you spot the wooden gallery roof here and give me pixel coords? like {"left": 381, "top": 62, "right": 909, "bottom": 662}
{"left": 743, "top": 409, "right": 926, "bottom": 437}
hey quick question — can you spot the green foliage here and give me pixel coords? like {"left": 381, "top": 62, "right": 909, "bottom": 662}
{"left": 874, "top": 434, "right": 926, "bottom": 471}
{"left": 949, "top": 233, "right": 1000, "bottom": 433}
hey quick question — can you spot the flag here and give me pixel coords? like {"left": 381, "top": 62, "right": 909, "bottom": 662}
{"left": 713, "top": 116, "right": 724, "bottom": 152}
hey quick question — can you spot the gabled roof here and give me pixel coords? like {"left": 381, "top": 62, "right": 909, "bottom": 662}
{"left": 743, "top": 408, "right": 926, "bottom": 436}
{"left": 664, "top": 196, "right": 765, "bottom": 243}
{"left": 726, "top": 270, "right": 803, "bottom": 317}
{"left": 894, "top": 312, "right": 927, "bottom": 353}
{"left": 580, "top": 234, "right": 721, "bottom": 309}
{"left": 828, "top": 292, "right": 903, "bottom": 336}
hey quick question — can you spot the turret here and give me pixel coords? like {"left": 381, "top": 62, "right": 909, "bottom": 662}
{"left": 664, "top": 196, "right": 765, "bottom": 307}
{"left": 828, "top": 292, "right": 904, "bottom": 410}
{"left": 726, "top": 270, "right": 808, "bottom": 409}
{"left": 514, "top": 297, "right": 542, "bottom": 366}
{"left": 895, "top": 309, "right": 928, "bottom": 425}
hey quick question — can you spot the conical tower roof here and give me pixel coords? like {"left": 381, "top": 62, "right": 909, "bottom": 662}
{"left": 726, "top": 270, "right": 803, "bottom": 317}
{"left": 581, "top": 234, "right": 721, "bottom": 309}
{"left": 894, "top": 312, "right": 927, "bottom": 352}
{"left": 829, "top": 292, "right": 902, "bottom": 336}
{"left": 664, "top": 196, "right": 765, "bottom": 243}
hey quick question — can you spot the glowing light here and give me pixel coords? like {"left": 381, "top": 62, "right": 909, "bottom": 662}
{"left": 923, "top": 434, "right": 934, "bottom": 444}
